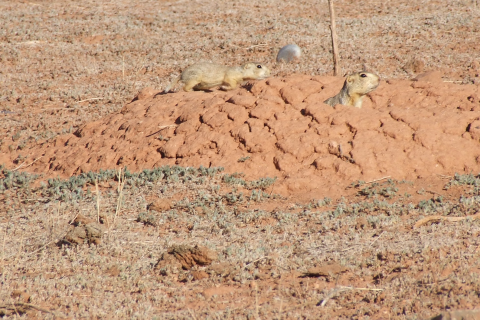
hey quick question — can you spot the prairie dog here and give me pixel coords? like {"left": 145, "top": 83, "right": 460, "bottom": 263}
{"left": 276, "top": 44, "right": 302, "bottom": 63}
{"left": 164, "top": 62, "right": 270, "bottom": 93}
{"left": 324, "top": 72, "right": 380, "bottom": 108}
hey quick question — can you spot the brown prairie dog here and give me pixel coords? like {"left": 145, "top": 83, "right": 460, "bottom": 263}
{"left": 164, "top": 62, "right": 270, "bottom": 93}
{"left": 324, "top": 71, "right": 380, "bottom": 108}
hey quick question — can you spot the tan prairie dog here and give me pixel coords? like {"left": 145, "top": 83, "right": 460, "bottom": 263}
{"left": 164, "top": 62, "right": 270, "bottom": 93}
{"left": 324, "top": 71, "right": 380, "bottom": 108}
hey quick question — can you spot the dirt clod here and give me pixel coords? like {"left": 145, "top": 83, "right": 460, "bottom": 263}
{"left": 191, "top": 270, "right": 209, "bottom": 281}
{"left": 147, "top": 198, "right": 172, "bottom": 212}
{"left": 64, "top": 214, "right": 105, "bottom": 245}
{"left": 105, "top": 266, "right": 121, "bottom": 277}
{"left": 11, "top": 290, "right": 31, "bottom": 303}
{"left": 155, "top": 245, "right": 218, "bottom": 271}
{"left": 303, "top": 262, "right": 348, "bottom": 278}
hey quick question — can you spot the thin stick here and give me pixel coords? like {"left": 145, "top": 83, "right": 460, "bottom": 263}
{"left": 1, "top": 228, "right": 6, "bottom": 284}
{"left": 244, "top": 256, "right": 267, "bottom": 269}
{"left": 122, "top": 55, "right": 125, "bottom": 81}
{"left": 255, "top": 282, "right": 260, "bottom": 319}
{"left": 146, "top": 125, "right": 178, "bottom": 137}
{"left": 187, "top": 308, "right": 198, "bottom": 320}
{"left": 364, "top": 176, "right": 391, "bottom": 185}
{"left": 14, "top": 234, "right": 24, "bottom": 267}
{"left": 328, "top": 0, "right": 341, "bottom": 76}
{"left": 278, "top": 297, "right": 283, "bottom": 320}
{"left": 437, "top": 174, "right": 452, "bottom": 180}
{"left": 95, "top": 178, "right": 100, "bottom": 223}
{"left": 0, "top": 302, "right": 55, "bottom": 315}
{"left": 338, "top": 285, "right": 383, "bottom": 291}
{"left": 320, "top": 287, "right": 345, "bottom": 306}
{"left": 12, "top": 156, "right": 43, "bottom": 172}
{"left": 346, "top": 175, "right": 391, "bottom": 190}
{"left": 25, "top": 231, "right": 69, "bottom": 256}
{"left": 369, "top": 231, "right": 384, "bottom": 247}
{"left": 10, "top": 299, "right": 20, "bottom": 317}
{"left": 77, "top": 97, "right": 104, "bottom": 103}
{"left": 414, "top": 213, "right": 480, "bottom": 228}
{"left": 230, "top": 43, "right": 269, "bottom": 50}
{"left": 40, "top": 105, "right": 97, "bottom": 111}
{"left": 442, "top": 80, "right": 463, "bottom": 83}
{"left": 112, "top": 168, "right": 125, "bottom": 229}
{"left": 269, "top": 179, "right": 276, "bottom": 197}
{"left": 11, "top": 161, "right": 26, "bottom": 172}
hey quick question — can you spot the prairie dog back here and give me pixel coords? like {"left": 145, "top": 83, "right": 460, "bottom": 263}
{"left": 164, "top": 62, "right": 270, "bottom": 93}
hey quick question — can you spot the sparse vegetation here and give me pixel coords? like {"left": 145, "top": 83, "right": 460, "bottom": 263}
{"left": 1, "top": 0, "right": 480, "bottom": 318}
{"left": 444, "top": 172, "right": 480, "bottom": 194}
{"left": 358, "top": 179, "right": 399, "bottom": 199}
{"left": 1, "top": 167, "right": 480, "bottom": 318}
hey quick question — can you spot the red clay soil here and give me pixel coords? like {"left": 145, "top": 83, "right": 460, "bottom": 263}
{"left": 3, "top": 71, "right": 480, "bottom": 200}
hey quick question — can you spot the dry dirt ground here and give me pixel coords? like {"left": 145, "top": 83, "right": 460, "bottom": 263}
{"left": 1, "top": 0, "right": 480, "bottom": 319}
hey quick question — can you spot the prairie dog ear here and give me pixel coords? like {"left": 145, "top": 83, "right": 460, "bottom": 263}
{"left": 244, "top": 63, "right": 253, "bottom": 70}
{"left": 347, "top": 75, "right": 354, "bottom": 83}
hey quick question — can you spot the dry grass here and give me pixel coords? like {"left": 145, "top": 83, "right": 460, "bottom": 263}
{"left": 1, "top": 0, "right": 480, "bottom": 318}
{"left": 1, "top": 167, "right": 480, "bottom": 318}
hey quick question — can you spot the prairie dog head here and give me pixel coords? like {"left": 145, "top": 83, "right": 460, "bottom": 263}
{"left": 346, "top": 72, "right": 380, "bottom": 95}
{"left": 241, "top": 62, "right": 271, "bottom": 80}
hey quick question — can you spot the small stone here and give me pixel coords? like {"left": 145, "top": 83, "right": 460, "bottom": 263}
{"left": 147, "top": 198, "right": 172, "bottom": 212}
{"left": 191, "top": 270, "right": 209, "bottom": 281}
{"left": 276, "top": 44, "right": 302, "bottom": 63}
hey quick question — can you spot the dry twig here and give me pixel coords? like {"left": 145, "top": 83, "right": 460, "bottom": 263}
{"left": 12, "top": 156, "right": 43, "bottom": 172}
{"left": 0, "top": 302, "right": 56, "bottom": 316}
{"left": 328, "top": 0, "right": 341, "bottom": 76}
{"left": 414, "top": 213, "right": 480, "bottom": 228}
{"left": 77, "top": 97, "right": 104, "bottom": 103}
{"left": 95, "top": 178, "right": 100, "bottom": 223}
{"left": 111, "top": 168, "right": 126, "bottom": 229}
{"left": 365, "top": 176, "right": 391, "bottom": 185}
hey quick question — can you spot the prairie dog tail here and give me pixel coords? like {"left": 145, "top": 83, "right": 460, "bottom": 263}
{"left": 164, "top": 74, "right": 181, "bottom": 93}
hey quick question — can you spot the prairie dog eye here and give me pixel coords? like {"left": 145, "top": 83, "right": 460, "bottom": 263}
{"left": 360, "top": 73, "right": 367, "bottom": 78}
{"left": 257, "top": 65, "right": 262, "bottom": 68}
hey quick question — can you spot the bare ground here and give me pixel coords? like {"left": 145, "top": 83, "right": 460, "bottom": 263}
{"left": 1, "top": 0, "right": 480, "bottom": 319}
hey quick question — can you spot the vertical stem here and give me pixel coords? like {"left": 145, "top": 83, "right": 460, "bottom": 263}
{"left": 122, "top": 54, "right": 125, "bottom": 81}
{"left": 328, "top": 0, "right": 341, "bottom": 76}
{"left": 1, "top": 228, "right": 6, "bottom": 285}
{"left": 95, "top": 178, "right": 100, "bottom": 223}
{"left": 112, "top": 168, "right": 125, "bottom": 229}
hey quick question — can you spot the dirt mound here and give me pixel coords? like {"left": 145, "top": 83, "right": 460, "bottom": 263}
{"left": 8, "top": 73, "right": 480, "bottom": 199}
